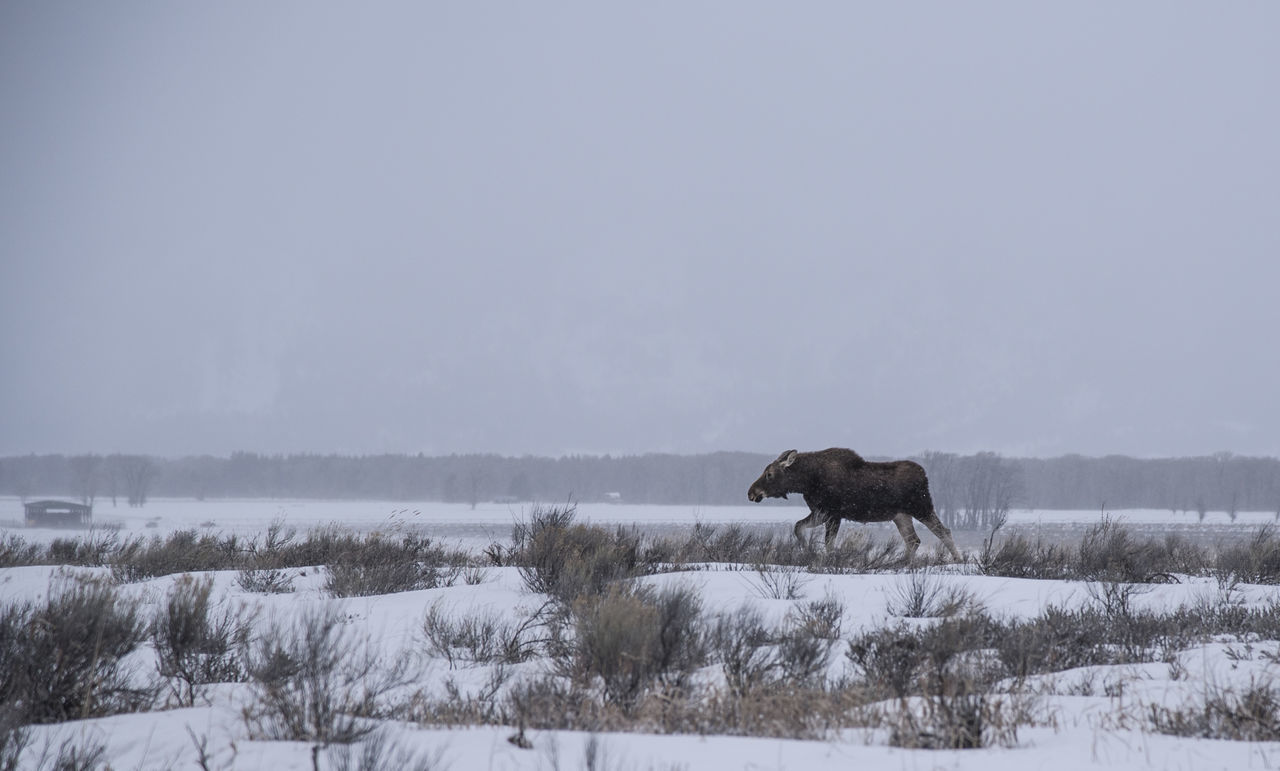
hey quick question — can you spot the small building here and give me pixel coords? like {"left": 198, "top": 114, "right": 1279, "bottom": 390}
{"left": 24, "top": 500, "right": 92, "bottom": 528}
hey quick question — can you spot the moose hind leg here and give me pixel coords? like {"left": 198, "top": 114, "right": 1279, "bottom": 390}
{"left": 917, "top": 511, "right": 963, "bottom": 562}
{"left": 892, "top": 512, "right": 921, "bottom": 562}
{"left": 823, "top": 515, "right": 842, "bottom": 548}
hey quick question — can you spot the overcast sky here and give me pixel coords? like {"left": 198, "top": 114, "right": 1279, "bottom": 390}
{"left": 2, "top": 3, "right": 1277, "bottom": 459}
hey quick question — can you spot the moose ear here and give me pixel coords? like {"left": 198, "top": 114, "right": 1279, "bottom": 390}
{"left": 777, "top": 450, "right": 799, "bottom": 468}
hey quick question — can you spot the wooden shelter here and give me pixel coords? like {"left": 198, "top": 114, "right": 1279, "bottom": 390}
{"left": 23, "top": 500, "right": 92, "bottom": 528}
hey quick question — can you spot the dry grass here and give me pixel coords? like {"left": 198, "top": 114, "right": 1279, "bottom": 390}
{"left": 887, "top": 569, "right": 985, "bottom": 618}
{"left": 421, "top": 603, "right": 540, "bottom": 669}
{"left": 1149, "top": 679, "right": 1280, "bottom": 741}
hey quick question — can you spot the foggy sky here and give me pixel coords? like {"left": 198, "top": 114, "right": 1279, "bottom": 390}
{"left": 2, "top": 3, "right": 1278, "bottom": 459}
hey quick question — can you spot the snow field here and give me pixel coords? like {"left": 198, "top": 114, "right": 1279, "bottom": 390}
{"left": 4, "top": 507, "right": 1280, "bottom": 769}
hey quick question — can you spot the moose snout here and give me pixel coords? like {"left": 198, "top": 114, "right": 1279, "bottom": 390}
{"left": 748, "top": 488, "right": 763, "bottom": 503}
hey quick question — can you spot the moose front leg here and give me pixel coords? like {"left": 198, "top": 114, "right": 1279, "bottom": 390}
{"left": 793, "top": 509, "right": 825, "bottom": 542}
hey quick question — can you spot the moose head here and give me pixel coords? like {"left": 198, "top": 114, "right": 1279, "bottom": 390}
{"left": 747, "top": 449, "right": 799, "bottom": 502}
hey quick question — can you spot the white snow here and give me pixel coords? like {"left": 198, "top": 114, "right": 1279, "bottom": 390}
{"left": 4, "top": 500, "right": 1280, "bottom": 769}
{"left": 4, "top": 496, "right": 1273, "bottom": 549}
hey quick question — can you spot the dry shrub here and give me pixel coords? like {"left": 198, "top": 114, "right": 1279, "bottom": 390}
{"left": 327, "top": 727, "right": 448, "bottom": 771}
{"left": 324, "top": 534, "right": 462, "bottom": 597}
{"left": 1149, "top": 679, "right": 1280, "bottom": 741}
{"left": 1, "top": 531, "right": 121, "bottom": 569}
{"left": 152, "top": 574, "right": 252, "bottom": 706}
{"left": 995, "top": 605, "right": 1111, "bottom": 679}
{"left": 47, "top": 529, "right": 121, "bottom": 567}
{"left": 0, "top": 705, "right": 27, "bottom": 771}
{"left": 252, "top": 522, "right": 373, "bottom": 569}
{"left": 708, "top": 601, "right": 839, "bottom": 694}
{"left": 511, "top": 505, "right": 651, "bottom": 603}
{"left": 1154, "top": 532, "right": 1212, "bottom": 576}
{"left": 900, "top": 616, "right": 1019, "bottom": 749}
{"left": 503, "top": 676, "right": 598, "bottom": 732}
{"left": 992, "top": 599, "right": 1280, "bottom": 681}
{"left": 1078, "top": 517, "right": 1161, "bottom": 582}
{"left": 246, "top": 518, "right": 297, "bottom": 565}
{"left": 237, "top": 520, "right": 300, "bottom": 592}
{"left": 848, "top": 613, "right": 1021, "bottom": 749}
{"left": 659, "top": 523, "right": 898, "bottom": 573}
{"left": 422, "top": 603, "right": 539, "bottom": 668}
{"left": 849, "top": 614, "right": 1002, "bottom": 695}
{"left": 670, "top": 523, "right": 787, "bottom": 564}
{"left": 25, "top": 732, "right": 108, "bottom": 771}
{"left": 12, "top": 522, "right": 471, "bottom": 591}
{"left": 1214, "top": 601, "right": 1280, "bottom": 641}
{"left": 0, "top": 574, "right": 150, "bottom": 723}
{"left": 994, "top": 598, "right": 1195, "bottom": 680}
{"left": 1216, "top": 525, "right": 1280, "bottom": 585}
{"left": 567, "top": 583, "right": 707, "bottom": 710}
{"left": 708, "top": 605, "right": 782, "bottom": 694}
{"left": 789, "top": 593, "right": 845, "bottom": 641}
{"left": 648, "top": 584, "right": 707, "bottom": 688}
{"left": 748, "top": 564, "right": 809, "bottom": 600}
{"left": 887, "top": 570, "right": 983, "bottom": 618}
{"left": 570, "top": 587, "right": 661, "bottom": 709}
{"left": 646, "top": 685, "right": 871, "bottom": 740}
{"left": 979, "top": 518, "right": 1208, "bottom": 584}
{"left": 236, "top": 567, "right": 295, "bottom": 594}
{"left": 110, "top": 530, "right": 244, "bottom": 582}
{"left": 243, "top": 605, "right": 415, "bottom": 744}
{"left": 0, "top": 535, "right": 41, "bottom": 569}
{"left": 500, "top": 675, "right": 871, "bottom": 740}
{"left": 977, "top": 532, "right": 1072, "bottom": 580}
{"left": 808, "top": 530, "right": 901, "bottom": 573}
{"left": 888, "top": 688, "right": 1028, "bottom": 750}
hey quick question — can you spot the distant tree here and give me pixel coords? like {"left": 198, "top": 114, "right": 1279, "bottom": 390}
{"left": 5, "top": 449, "right": 1280, "bottom": 512}
{"left": 917, "top": 451, "right": 960, "bottom": 525}
{"left": 104, "top": 455, "right": 122, "bottom": 506}
{"left": 960, "top": 453, "right": 1020, "bottom": 530}
{"left": 117, "top": 455, "right": 157, "bottom": 507}
{"left": 917, "top": 451, "right": 1019, "bottom": 530}
{"left": 69, "top": 454, "right": 102, "bottom": 506}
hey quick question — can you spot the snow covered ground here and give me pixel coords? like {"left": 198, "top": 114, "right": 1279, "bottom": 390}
{"left": 3, "top": 496, "right": 1274, "bottom": 549}
{"left": 3, "top": 501, "right": 1280, "bottom": 769}
{"left": 2, "top": 497, "right": 802, "bottom": 551}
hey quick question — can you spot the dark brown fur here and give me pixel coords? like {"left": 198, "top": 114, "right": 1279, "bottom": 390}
{"left": 748, "top": 448, "right": 961, "bottom": 561}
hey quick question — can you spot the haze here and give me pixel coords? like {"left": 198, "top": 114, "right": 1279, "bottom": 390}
{"left": 2, "top": 3, "right": 1277, "bottom": 459}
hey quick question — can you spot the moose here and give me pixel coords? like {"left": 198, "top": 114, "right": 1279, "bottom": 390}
{"left": 748, "top": 448, "right": 962, "bottom": 562}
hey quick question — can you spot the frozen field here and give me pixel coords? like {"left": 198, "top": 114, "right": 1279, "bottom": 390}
{"left": 3, "top": 496, "right": 1275, "bottom": 551}
{"left": 4, "top": 499, "right": 1280, "bottom": 769}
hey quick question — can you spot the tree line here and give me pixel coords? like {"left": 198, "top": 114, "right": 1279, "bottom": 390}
{"left": 2, "top": 451, "right": 1278, "bottom": 529}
